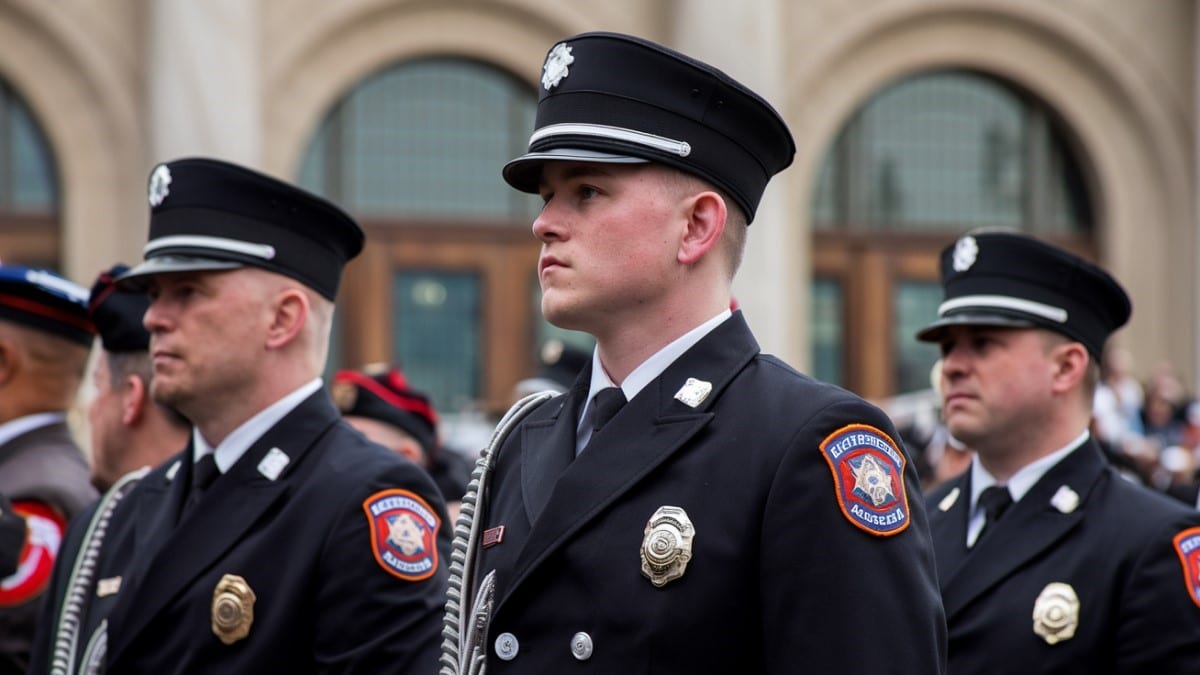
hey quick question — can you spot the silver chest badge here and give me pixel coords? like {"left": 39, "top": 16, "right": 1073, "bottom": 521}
{"left": 148, "top": 164, "right": 172, "bottom": 207}
{"left": 952, "top": 235, "right": 979, "bottom": 272}
{"left": 1032, "top": 582, "right": 1079, "bottom": 645}
{"left": 542, "top": 43, "right": 574, "bottom": 90}
{"left": 640, "top": 506, "right": 694, "bottom": 587}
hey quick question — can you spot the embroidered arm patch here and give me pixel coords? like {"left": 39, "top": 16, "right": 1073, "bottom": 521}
{"left": 0, "top": 501, "right": 65, "bottom": 606}
{"left": 1172, "top": 526, "right": 1200, "bottom": 607}
{"left": 819, "top": 424, "right": 911, "bottom": 537}
{"left": 363, "top": 489, "right": 440, "bottom": 581}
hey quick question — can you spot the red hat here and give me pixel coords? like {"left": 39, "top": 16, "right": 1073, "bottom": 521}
{"left": 332, "top": 365, "right": 438, "bottom": 457}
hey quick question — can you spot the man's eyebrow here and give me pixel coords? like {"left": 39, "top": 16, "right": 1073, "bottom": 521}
{"left": 540, "top": 164, "right": 617, "bottom": 190}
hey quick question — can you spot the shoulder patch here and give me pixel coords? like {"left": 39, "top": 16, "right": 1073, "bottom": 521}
{"left": 0, "top": 501, "right": 65, "bottom": 606}
{"left": 363, "top": 489, "right": 440, "bottom": 581}
{"left": 1172, "top": 526, "right": 1200, "bottom": 607}
{"left": 819, "top": 424, "right": 911, "bottom": 537}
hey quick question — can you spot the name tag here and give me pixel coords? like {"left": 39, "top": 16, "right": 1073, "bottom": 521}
{"left": 97, "top": 576, "right": 121, "bottom": 597}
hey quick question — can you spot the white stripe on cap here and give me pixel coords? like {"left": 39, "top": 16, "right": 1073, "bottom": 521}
{"left": 23, "top": 270, "right": 88, "bottom": 303}
{"left": 145, "top": 235, "right": 276, "bottom": 261}
{"left": 530, "top": 123, "right": 692, "bottom": 157}
{"left": 939, "top": 294, "right": 1068, "bottom": 323}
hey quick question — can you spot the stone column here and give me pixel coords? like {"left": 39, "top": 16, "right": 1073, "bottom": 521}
{"left": 670, "top": 0, "right": 806, "bottom": 368}
{"left": 147, "top": 0, "right": 262, "bottom": 166}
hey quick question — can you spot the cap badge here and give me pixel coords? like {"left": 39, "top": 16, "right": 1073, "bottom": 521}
{"left": 211, "top": 573, "right": 256, "bottom": 645}
{"left": 952, "top": 235, "right": 979, "bottom": 272}
{"left": 1032, "top": 582, "right": 1079, "bottom": 645}
{"left": 542, "top": 42, "right": 574, "bottom": 91}
{"left": 1050, "top": 485, "right": 1080, "bottom": 514}
{"left": 1171, "top": 526, "right": 1200, "bottom": 607}
{"left": 673, "top": 377, "right": 713, "bottom": 408}
{"left": 640, "top": 506, "right": 694, "bottom": 587}
{"left": 148, "top": 164, "right": 172, "bottom": 207}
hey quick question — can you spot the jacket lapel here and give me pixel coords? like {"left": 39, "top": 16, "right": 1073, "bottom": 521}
{"left": 940, "top": 442, "right": 1106, "bottom": 620}
{"left": 521, "top": 385, "right": 586, "bottom": 524}
{"left": 106, "top": 392, "right": 340, "bottom": 662}
{"left": 99, "top": 448, "right": 188, "bottom": 660}
{"left": 928, "top": 473, "right": 972, "bottom": 589}
{"left": 499, "top": 314, "right": 758, "bottom": 606}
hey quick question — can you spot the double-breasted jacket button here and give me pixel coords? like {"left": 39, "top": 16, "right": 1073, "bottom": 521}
{"left": 570, "top": 631, "right": 594, "bottom": 661}
{"left": 495, "top": 632, "right": 519, "bottom": 661}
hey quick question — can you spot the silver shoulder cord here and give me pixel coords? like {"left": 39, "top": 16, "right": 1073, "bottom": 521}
{"left": 49, "top": 467, "right": 148, "bottom": 675}
{"left": 440, "top": 391, "right": 556, "bottom": 675}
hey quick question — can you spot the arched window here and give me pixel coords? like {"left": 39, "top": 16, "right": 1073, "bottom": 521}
{"left": 301, "top": 58, "right": 540, "bottom": 223}
{"left": 810, "top": 70, "right": 1094, "bottom": 397}
{"left": 300, "top": 58, "right": 547, "bottom": 414}
{"left": 0, "top": 80, "right": 59, "bottom": 268}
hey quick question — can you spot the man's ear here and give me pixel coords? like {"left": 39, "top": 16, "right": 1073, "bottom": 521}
{"left": 677, "top": 191, "right": 727, "bottom": 266}
{"left": 123, "top": 374, "right": 147, "bottom": 426}
{"left": 265, "top": 289, "right": 309, "bottom": 350}
{"left": 1050, "top": 341, "right": 1090, "bottom": 394}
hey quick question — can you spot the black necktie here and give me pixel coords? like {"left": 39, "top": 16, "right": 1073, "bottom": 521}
{"left": 184, "top": 454, "right": 220, "bottom": 515}
{"left": 591, "top": 387, "right": 627, "bottom": 433}
{"left": 975, "top": 485, "right": 1013, "bottom": 544}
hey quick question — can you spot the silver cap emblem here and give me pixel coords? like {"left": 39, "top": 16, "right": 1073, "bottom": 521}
{"left": 1032, "top": 582, "right": 1079, "bottom": 645}
{"left": 640, "top": 506, "right": 695, "bottom": 587}
{"left": 148, "top": 164, "right": 172, "bottom": 207}
{"left": 542, "top": 43, "right": 574, "bottom": 91}
{"left": 952, "top": 235, "right": 979, "bottom": 273}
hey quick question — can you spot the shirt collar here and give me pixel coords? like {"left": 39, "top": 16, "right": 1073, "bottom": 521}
{"left": 577, "top": 309, "right": 731, "bottom": 441}
{"left": 193, "top": 378, "right": 323, "bottom": 473}
{"left": 969, "top": 429, "right": 1089, "bottom": 515}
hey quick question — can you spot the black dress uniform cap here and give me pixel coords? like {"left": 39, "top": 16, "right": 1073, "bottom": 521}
{"left": 120, "top": 157, "right": 365, "bottom": 300}
{"left": 0, "top": 264, "right": 94, "bottom": 346}
{"left": 502, "top": 31, "right": 796, "bottom": 222}
{"left": 88, "top": 263, "right": 151, "bottom": 352}
{"left": 916, "top": 230, "right": 1131, "bottom": 360}
{"left": 333, "top": 365, "right": 439, "bottom": 458}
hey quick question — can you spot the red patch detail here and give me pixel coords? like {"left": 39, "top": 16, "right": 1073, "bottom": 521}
{"left": 819, "top": 423, "right": 911, "bottom": 537}
{"left": 0, "top": 501, "right": 65, "bottom": 606}
{"left": 363, "top": 489, "right": 440, "bottom": 581}
{"left": 1172, "top": 526, "right": 1200, "bottom": 608}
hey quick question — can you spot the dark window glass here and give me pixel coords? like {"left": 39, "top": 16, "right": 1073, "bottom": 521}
{"left": 393, "top": 270, "right": 481, "bottom": 411}
{"left": 299, "top": 58, "right": 540, "bottom": 222}
{"left": 893, "top": 281, "right": 942, "bottom": 393}
{"left": 811, "top": 278, "right": 843, "bottom": 386}
{"left": 813, "top": 70, "right": 1091, "bottom": 234}
{"left": 0, "top": 80, "right": 57, "bottom": 214}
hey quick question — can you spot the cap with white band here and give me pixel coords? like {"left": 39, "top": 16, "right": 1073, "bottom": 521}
{"left": 916, "top": 231, "right": 1131, "bottom": 360}
{"left": 120, "top": 158, "right": 364, "bottom": 300}
{"left": 502, "top": 32, "right": 795, "bottom": 222}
